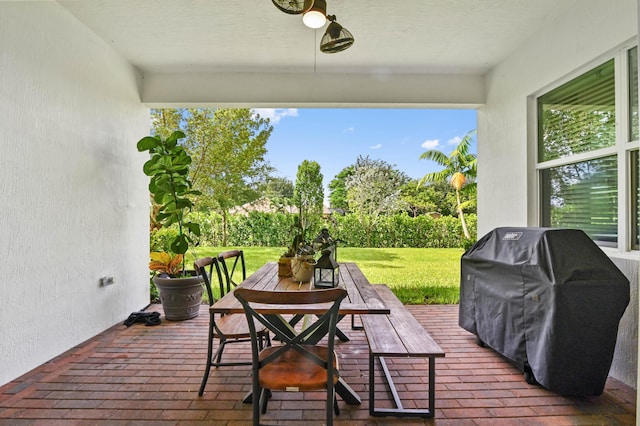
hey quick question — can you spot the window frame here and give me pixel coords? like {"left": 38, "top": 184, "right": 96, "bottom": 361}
{"left": 533, "top": 40, "right": 639, "bottom": 253}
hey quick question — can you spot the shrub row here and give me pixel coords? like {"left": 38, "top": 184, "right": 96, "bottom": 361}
{"left": 330, "top": 213, "right": 477, "bottom": 249}
{"left": 151, "top": 211, "right": 477, "bottom": 252}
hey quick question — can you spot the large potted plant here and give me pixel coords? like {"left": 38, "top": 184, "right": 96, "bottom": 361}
{"left": 137, "top": 130, "right": 203, "bottom": 321}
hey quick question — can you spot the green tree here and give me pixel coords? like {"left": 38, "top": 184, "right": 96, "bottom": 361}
{"left": 261, "top": 176, "right": 295, "bottom": 212}
{"left": 345, "top": 156, "right": 408, "bottom": 246}
{"left": 151, "top": 109, "right": 183, "bottom": 140}
{"left": 401, "top": 179, "right": 477, "bottom": 217}
{"left": 181, "top": 108, "right": 217, "bottom": 188}
{"left": 328, "top": 166, "right": 354, "bottom": 212}
{"left": 293, "top": 160, "right": 324, "bottom": 238}
{"left": 418, "top": 130, "right": 477, "bottom": 239}
{"left": 400, "top": 179, "right": 438, "bottom": 217}
{"left": 458, "top": 184, "right": 477, "bottom": 216}
{"left": 151, "top": 108, "right": 273, "bottom": 245}
{"left": 198, "top": 109, "right": 273, "bottom": 245}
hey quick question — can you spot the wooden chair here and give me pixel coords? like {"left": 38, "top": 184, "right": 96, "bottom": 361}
{"left": 218, "top": 249, "right": 246, "bottom": 292}
{"left": 234, "top": 287, "right": 348, "bottom": 426}
{"left": 194, "top": 256, "right": 270, "bottom": 396}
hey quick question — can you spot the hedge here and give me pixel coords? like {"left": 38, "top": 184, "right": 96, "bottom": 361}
{"left": 150, "top": 211, "right": 477, "bottom": 252}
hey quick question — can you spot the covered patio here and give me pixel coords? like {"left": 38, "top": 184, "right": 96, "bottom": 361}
{"left": 2, "top": 0, "right": 639, "bottom": 423}
{"left": 0, "top": 304, "right": 634, "bottom": 424}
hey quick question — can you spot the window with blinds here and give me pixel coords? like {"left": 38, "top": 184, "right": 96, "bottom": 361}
{"left": 537, "top": 47, "right": 639, "bottom": 249}
{"left": 540, "top": 156, "right": 618, "bottom": 245}
{"left": 538, "top": 60, "right": 615, "bottom": 163}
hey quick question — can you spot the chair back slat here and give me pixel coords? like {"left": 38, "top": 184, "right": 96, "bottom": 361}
{"left": 235, "top": 288, "right": 345, "bottom": 305}
{"left": 234, "top": 287, "right": 347, "bottom": 366}
{"left": 218, "top": 250, "right": 246, "bottom": 293}
{"left": 194, "top": 256, "right": 225, "bottom": 306}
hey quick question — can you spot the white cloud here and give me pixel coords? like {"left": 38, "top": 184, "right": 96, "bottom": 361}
{"left": 252, "top": 108, "right": 298, "bottom": 124}
{"left": 421, "top": 139, "right": 440, "bottom": 149}
{"left": 369, "top": 143, "right": 382, "bottom": 150}
{"left": 344, "top": 127, "right": 355, "bottom": 133}
{"left": 447, "top": 136, "right": 462, "bottom": 146}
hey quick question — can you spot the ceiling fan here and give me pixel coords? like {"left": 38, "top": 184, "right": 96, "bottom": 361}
{"left": 271, "top": 0, "right": 354, "bottom": 53}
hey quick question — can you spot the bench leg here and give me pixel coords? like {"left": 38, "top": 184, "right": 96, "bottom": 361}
{"left": 369, "top": 354, "right": 437, "bottom": 418}
{"left": 369, "top": 352, "right": 375, "bottom": 416}
{"left": 351, "top": 314, "right": 363, "bottom": 330}
{"left": 429, "top": 357, "right": 435, "bottom": 416}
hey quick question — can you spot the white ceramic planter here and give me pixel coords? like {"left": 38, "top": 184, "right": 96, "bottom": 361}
{"left": 290, "top": 256, "right": 315, "bottom": 283}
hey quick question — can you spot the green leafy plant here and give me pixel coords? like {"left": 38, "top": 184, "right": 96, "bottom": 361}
{"left": 137, "top": 130, "right": 201, "bottom": 272}
{"left": 149, "top": 252, "right": 184, "bottom": 276}
{"left": 284, "top": 215, "right": 314, "bottom": 258}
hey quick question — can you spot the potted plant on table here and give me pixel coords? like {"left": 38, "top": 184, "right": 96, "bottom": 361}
{"left": 286, "top": 216, "right": 316, "bottom": 283}
{"left": 137, "top": 130, "right": 204, "bottom": 321}
{"left": 279, "top": 216, "right": 303, "bottom": 278}
{"left": 290, "top": 243, "right": 315, "bottom": 284}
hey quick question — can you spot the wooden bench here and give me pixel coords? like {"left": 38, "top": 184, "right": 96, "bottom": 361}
{"left": 361, "top": 284, "right": 445, "bottom": 418}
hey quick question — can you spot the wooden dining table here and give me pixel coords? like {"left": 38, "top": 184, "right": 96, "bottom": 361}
{"left": 210, "top": 261, "right": 390, "bottom": 405}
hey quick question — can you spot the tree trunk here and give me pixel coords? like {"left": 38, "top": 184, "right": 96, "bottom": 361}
{"left": 456, "top": 189, "right": 470, "bottom": 239}
{"left": 222, "top": 210, "right": 228, "bottom": 246}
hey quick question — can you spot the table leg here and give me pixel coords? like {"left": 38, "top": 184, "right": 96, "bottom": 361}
{"left": 335, "top": 327, "right": 349, "bottom": 342}
{"left": 288, "top": 314, "right": 304, "bottom": 327}
{"left": 289, "top": 314, "right": 350, "bottom": 342}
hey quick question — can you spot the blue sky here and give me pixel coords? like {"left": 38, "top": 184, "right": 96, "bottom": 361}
{"left": 253, "top": 108, "right": 477, "bottom": 194}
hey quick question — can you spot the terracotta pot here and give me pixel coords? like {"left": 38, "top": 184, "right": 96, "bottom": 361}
{"left": 153, "top": 274, "right": 204, "bottom": 321}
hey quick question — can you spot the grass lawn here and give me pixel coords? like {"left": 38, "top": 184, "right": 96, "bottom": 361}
{"left": 193, "top": 246, "right": 463, "bottom": 304}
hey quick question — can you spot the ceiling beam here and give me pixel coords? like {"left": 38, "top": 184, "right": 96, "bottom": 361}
{"left": 141, "top": 72, "right": 485, "bottom": 108}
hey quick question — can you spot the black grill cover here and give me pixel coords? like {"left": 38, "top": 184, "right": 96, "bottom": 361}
{"left": 459, "top": 227, "right": 629, "bottom": 396}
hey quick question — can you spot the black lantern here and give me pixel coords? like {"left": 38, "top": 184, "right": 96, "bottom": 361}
{"left": 313, "top": 228, "right": 338, "bottom": 262}
{"left": 313, "top": 249, "right": 339, "bottom": 288}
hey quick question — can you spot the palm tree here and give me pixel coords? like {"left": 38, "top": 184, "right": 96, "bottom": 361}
{"left": 418, "top": 130, "right": 477, "bottom": 239}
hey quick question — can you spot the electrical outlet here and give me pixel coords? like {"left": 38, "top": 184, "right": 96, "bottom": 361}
{"left": 100, "top": 276, "right": 115, "bottom": 286}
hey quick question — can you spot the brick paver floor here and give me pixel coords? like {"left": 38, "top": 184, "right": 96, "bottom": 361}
{"left": 0, "top": 304, "right": 635, "bottom": 425}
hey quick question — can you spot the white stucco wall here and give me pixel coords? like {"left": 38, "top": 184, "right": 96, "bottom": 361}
{"left": 479, "top": 0, "right": 637, "bottom": 234}
{"left": 479, "top": 0, "right": 638, "bottom": 389}
{"left": 0, "top": 2, "right": 150, "bottom": 386}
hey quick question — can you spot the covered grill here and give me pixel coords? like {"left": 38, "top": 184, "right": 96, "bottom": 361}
{"left": 459, "top": 227, "right": 629, "bottom": 396}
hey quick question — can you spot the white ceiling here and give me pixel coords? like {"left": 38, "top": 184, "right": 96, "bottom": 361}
{"left": 57, "top": 0, "right": 577, "bottom": 77}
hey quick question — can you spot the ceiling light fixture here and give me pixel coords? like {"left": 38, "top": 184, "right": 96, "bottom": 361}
{"left": 320, "top": 15, "right": 354, "bottom": 53}
{"left": 302, "top": 0, "right": 327, "bottom": 29}
{"left": 271, "top": 0, "right": 313, "bottom": 15}
{"left": 272, "top": 0, "right": 354, "bottom": 54}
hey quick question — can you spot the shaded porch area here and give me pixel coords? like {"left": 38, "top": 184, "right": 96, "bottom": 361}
{"left": 0, "top": 304, "right": 634, "bottom": 425}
